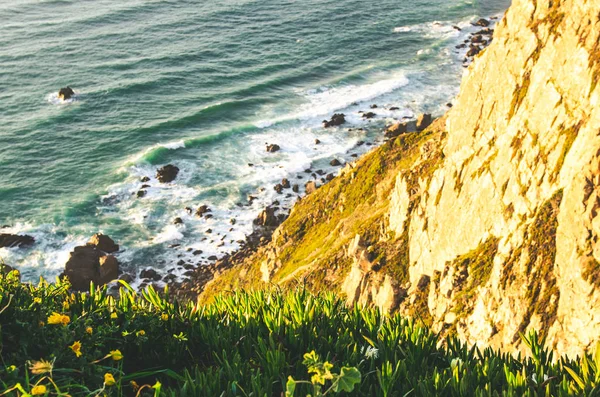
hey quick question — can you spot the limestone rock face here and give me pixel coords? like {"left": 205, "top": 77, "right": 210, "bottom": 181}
{"left": 199, "top": 0, "right": 600, "bottom": 357}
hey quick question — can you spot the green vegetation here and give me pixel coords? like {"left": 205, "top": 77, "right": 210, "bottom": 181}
{"left": 202, "top": 121, "right": 447, "bottom": 298}
{"left": 501, "top": 191, "right": 563, "bottom": 342}
{"left": 451, "top": 237, "right": 500, "bottom": 319}
{"left": 2, "top": 270, "right": 600, "bottom": 396}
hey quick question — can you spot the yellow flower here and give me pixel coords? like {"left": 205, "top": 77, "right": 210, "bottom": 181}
{"left": 136, "top": 330, "right": 145, "bottom": 336}
{"left": 86, "top": 326, "right": 93, "bottom": 335}
{"left": 31, "top": 384, "right": 47, "bottom": 395}
{"left": 29, "top": 359, "right": 53, "bottom": 375}
{"left": 161, "top": 313, "right": 168, "bottom": 321}
{"left": 62, "top": 301, "right": 70, "bottom": 310}
{"left": 110, "top": 312, "right": 118, "bottom": 319}
{"left": 104, "top": 373, "right": 116, "bottom": 386}
{"left": 39, "top": 321, "right": 45, "bottom": 327}
{"left": 109, "top": 349, "right": 123, "bottom": 361}
{"left": 69, "top": 341, "right": 82, "bottom": 357}
{"left": 47, "top": 312, "right": 70, "bottom": 326}
{"left": 33, "top": 297, "right": 42, "bottom": 304}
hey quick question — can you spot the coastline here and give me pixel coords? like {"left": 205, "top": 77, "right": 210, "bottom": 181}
{"left": 1, "top": 13, "right": 501, "bottom": 294}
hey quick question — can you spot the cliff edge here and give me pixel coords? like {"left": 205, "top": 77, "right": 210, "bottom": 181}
{"left": 198, "top": 0, "right": 600, "bottom": 357}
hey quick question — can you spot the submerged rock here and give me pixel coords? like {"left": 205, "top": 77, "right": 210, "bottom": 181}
{"left": 156, "top": 164, "right": 179, "bottom": 183}
{"left": 0, "top": 234, "right": 35, "bottom": 249}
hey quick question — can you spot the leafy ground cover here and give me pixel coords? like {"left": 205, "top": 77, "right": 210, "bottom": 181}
{"left": 0, "top": 266, "right": 599, "bottom": 396}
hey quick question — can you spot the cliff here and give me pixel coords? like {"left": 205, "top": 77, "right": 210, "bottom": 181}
{"left": 199, "top": 0, "right": 600, "bottom": 357}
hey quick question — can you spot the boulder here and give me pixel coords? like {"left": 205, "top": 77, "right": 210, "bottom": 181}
{"left": 305, "top": 181, "right": 318, "bottom": 194}
{"left": 99, "top": 255, "right": 119, "bottom": 283}
{"left": 0, "top": 234, "right": 35, "bottom": 249}
{"left": 362, "top": 112, "right": 376, "bottom": 119}
{"left": 471, "top": 35, "right": 484, "bottom": 44}
{"left": 315, "top": 139, "right": 321, "bottom": 144}
{"left": 156, "top": 164, "right": 179, "bottom": 183}
{"left": 416, "top": 113, "right": 433, "bottom": 131}
{"left": 274, "top": 184, "right": 283, "bottom": 194}
{"left": 281, "top": 178, "right": 291, "bottom": 189}
{"left": 292, "top": 184, "right": 300, "bottom": 193}
{"left": 370, "top": 104, "right": 378, "bottom": 109}
{"left": 323, "top": 113, "right": 346, "bottom": 128}
{"left": 330, "top": 159, "right": 342, "bottom": 166}
{"left": 385, "top": 122, "right": 408, "bottom": 139}
{"left": 64, "top": 245, "right": 120, "bottom": 291}
{"left": 266, "top": 144, "right": 281, "bottom": 153}
{"left": 87, "top": 233, "right": 119, "bottom": 253}
{"left": 254, "top": 207, "right": 280, "bottom": 227}
{"left": 137, "top": 190, "right": 147, "bottom": 198}
{"left": 389, "top": 107, "right": 400, "bottom": 111}
{"left": 140, "top": 176, "right": 150, "bottom": 182}
{"left": 473, "top": 18, "right": 490, "bottom": 27}
{"left": 466, "top": 46, "right": 481, "bottom": 57}
{"left": 195, "top": 205, "right": 211, "bottom": 217}
{"left": 173, "top": 217, "right": 183, "bottom": 225}
{"left": 140, "top": 268, "right": 161, "bottom": 281}
{"left": 58, "top": 87, "right": 75, "bottom": 100}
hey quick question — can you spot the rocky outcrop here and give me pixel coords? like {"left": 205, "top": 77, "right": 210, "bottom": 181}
{"left": 88, "top": 234, "right": 119, "bottom": 253}
{"left": 63, "top": 235, "right": 120, "bottom": 291}
{"left": 416, "top": 113, "right": 432, "bottom": 131}
{"left": 0, "top": 234, "right": 35, "bottom": 249}
{"left": 156, "top": 164, "right": 179, "bottom": 183}
{"left": 192, "top": 0, "right": 600, "bottom": 357}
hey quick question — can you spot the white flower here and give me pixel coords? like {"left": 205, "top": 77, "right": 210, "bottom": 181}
{"left": 364, "top": 346, "right": 379, "bottom": 359}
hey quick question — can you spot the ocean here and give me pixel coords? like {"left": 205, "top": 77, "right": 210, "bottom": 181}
{"left": 0, "top": 0, "right": 510, "bottom": 284}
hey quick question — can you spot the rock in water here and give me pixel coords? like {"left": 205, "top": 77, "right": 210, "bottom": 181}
{"left": 0, "top": 234, "right": 35, "bottom": 248}
{"left": 362, "top": 112, "right": 376, "bottom": 119}
{"left": 195, "top": 205, "right": 211, "bottom": 217}
{"left": 156, "top": 164, "right": 179, "bottom": 183}
{"left": 58, "top": 86, "right": 75, "bottom": 100}
{"left": 322, "top": 113, "right": 346, "bottom": 128}
{"left": 266, "top": 144, "right": 281, "bottom": 153}
{"left": 416, "top": 114, "right": 433, "bottom": 131}
{"left": 473, "top": 18, "right": 490, "bottom": 27}
{"left": 63, "top": 245, "right": 120, "bottom": 291}
{"left": 87, "top": 233, "right": 119, "bottom": 253}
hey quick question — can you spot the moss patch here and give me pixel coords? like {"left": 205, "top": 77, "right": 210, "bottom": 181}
{"left": 501, "top": 190, "right": 563, "bottom": 342}
{"left": 450, "top": 237, "right": 500, "bottom": 319}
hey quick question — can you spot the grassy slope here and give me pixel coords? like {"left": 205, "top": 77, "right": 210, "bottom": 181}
{"left": 200, "top": 119, "right": 447, "bottom": 302}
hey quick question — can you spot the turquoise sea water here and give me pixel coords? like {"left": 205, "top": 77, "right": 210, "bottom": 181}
{"left": 0, "top": 0, "right": 510, "bottom": 283}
